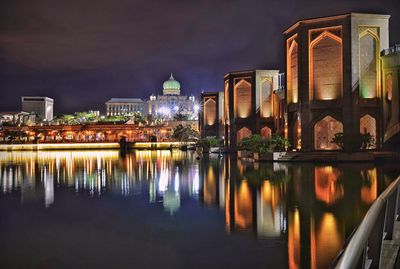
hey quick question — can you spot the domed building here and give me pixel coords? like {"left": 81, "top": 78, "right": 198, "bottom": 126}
{"left": 148, "top": 73, "right": 197, "bottom": 119}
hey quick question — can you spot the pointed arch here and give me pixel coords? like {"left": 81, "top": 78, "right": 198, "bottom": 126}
{"left": 204, "top": 97, "right": 217, "bottom": 126}
{"left": 359, "top": 29, "right": 380, "bottom": 99}
{"left": 234, "top": 79, "right": 252, "bottom": 118}
{"left": 314, "top": 115, "right": 343, "bottom": 150}
{"left": 260, "top": 77, "right": 273, "bottom": 117}
{"left": 360, "top": 114, "right": 376, "bottom": 149}
{"left": 287, "top": 38, "right": 298, "bottom": 103}
{"left": 261, "top": 126, "right": 272, "bottom": 138}
{"left": 309, "top": 31, "right": 343, "bottom": 101}
{"left": 237, "top": 127, "right": 252, "bottom": 143}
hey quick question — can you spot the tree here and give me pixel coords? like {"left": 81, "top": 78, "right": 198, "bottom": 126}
{"left": 173, "top": 112, "right": 189, "bottom": 121}
{"left": 172, "top": 124, "right": 199, "bottom": 142}
{"left": 198, "top": 136, "right": 221, "bottom": 150}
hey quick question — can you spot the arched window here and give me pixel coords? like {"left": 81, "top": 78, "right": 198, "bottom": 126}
{"left": 261, "top": 126, "right": 271, "bottom": 138}
{"left": 204, "top": 97, "right": 217, "bottom": 126}
{"left": 224, "top": 81, "right": 229, "bottom": 123}
{"left": 237, "top": 127, "right": 252, "bottom": 143}
{"left": 314, "top": 115, "right": 343, "bottom": 150}
{"left": 293, "top": 116, "right": 301, "bottom": 150}
{"left": 359, "top": 30, "right": 379, "bottom": 98}
{"left": 234, "top": 79, "right": 252, "bottom": 118}
{"left": 260, "top": 78, "right": 273, "bottom": 117}
{"left": 287, "top": 40, "right": 298, "bottom": 103}
{"left": 310, "top": 31, "right": 342, "bottom": 100}
{"left": 360, "top": 114, "right": 376, "bottom": 149}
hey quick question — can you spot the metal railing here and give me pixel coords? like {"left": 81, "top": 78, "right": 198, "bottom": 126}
{"left": 334, "top": 175, "right": 400, "bottom": 269}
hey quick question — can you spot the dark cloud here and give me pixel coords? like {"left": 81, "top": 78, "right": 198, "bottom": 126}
{"left": 0, "top": 0, "right": 399, "bottom": 113}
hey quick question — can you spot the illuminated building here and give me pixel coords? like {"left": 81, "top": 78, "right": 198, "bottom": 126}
{"left": 381, "top": 45, "right": 400, "bottom": 149}
{"left": 223, "top": 70, "right": 285, "bottom": 149}
{"left": 199, "top": 91, "right": 225, "bottom": 139}
{"left": 21, "top": 96, "right": 54, "bottom": 121}
{"left": 147, "top": 73, "right": 197, "bottom": 119}
{"left": 105, "top": 98, "right": 147, "bottom": 116}
{"left": 284, "top": 13, "right": 390, "bottom": 151}
{"left": 0, "top": 111, "right": 37, "bottom": 126}
{"left": 0, "top": 124, "right": 174, "bottom": 143}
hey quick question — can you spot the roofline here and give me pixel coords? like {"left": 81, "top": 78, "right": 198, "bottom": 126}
{"left": 224, "top": 69, "right": 280, "bottom": 79}
{"left": 283, "top": 13, "right": 390, "bottom": 34}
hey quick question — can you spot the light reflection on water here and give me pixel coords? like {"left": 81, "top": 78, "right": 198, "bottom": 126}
{"left": 0, "top": 150, "right": 399, "bottom": 269}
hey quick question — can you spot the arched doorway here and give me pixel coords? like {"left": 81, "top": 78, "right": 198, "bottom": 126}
{"left": 234, "top": 79, "right": 252, "bottom": 118}
{"left": 310, "top": 31, "right": 342, "bottom": 100}
{"left": 237, "top": 127, "right": 251, "bottom": 143}
{"left": 314, "top": 116, "right": 343, "bottom": 150}
{"left": 261, "top": 126, "right": 272, "bottom": 138}
{"left": 360, "top": 114, "right": 376, "bottom": 149}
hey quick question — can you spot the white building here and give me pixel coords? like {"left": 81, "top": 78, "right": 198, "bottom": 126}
{"left": 21, "top": 96, "right": 54, "bottom": 121}
{"left": 147, "top": 73, "right": 198, "bottom": 119}
{"left": 105, "top": 98, "right": 147, "bottom": 116}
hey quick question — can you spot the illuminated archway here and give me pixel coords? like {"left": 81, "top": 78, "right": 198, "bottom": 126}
{"left": 261, "top": 126, "right": 272, "bottom": 138}
{"left": 314, "top": 115, "right": 343, "bottom": 150}
{"left": 287, "top": 39, "right": 298, "bottom": 103}
{"left": 260, "top": 78, "right": 273, "bottom": 117}
{"left": 204, "top": 97, "right": 217, "bottom": 126}
{"left": 360, "top": 114, "right": 376, "bottom": 149}
{"left": 237, "top": 127, "right": 252, "bottom": 143}
{"left": 234, "top": 79, "right": 252, "bottom": 118}
{"left": 359, "top": 30, "right": 379, "bottom": 99}
{"left": 309, "top": 31, "right": 342, "bottom": 100}
{"left": 293, "top": 116, "right": 301, "bottom": 150}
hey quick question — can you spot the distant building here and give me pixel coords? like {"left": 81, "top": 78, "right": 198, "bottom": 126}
{"left": 105, "top": 98, "right": 147, "bottom": 116}
{"left": 21, "top": 96, "right": 54, "bottom": 121}
{"left": 147, "top": 74, "right": 197, "bottom": 119}
{"left": 223, "top": 70, "right": 284, "bottom": 149}
{"left": 0, "top": 111, "right": 37, "bottom": 126}
{"left": 199, "top": 92, "right": 224, "bottom": 139}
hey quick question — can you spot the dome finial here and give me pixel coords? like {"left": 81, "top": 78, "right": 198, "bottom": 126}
{"left": 170, "top": 73, "right": 174, "bottom": 80}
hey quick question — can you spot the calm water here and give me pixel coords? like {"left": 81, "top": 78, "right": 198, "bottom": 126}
{"left": 0, "top": 150, "right": 399, "bottom": 269}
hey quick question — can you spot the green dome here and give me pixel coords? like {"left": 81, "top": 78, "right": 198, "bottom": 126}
{"left": 163, "top": 73, "right": 181, "bottom": 95}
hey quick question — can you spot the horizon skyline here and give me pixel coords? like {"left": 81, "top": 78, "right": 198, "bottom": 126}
{"left": 0, "top": 0, "right": 399, "bottom": 114}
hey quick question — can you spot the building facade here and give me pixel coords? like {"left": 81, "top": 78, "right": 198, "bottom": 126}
{"left": 0, "top": 111, "right": 37, "bottom": 126}
{"left": 381, "top": 45, "right": 400, "bottom": 149}
{"left": 147, "top": 74, "right": 197, "bottom": 119}
{"left": 199, "top": 92, "right": 225, "bottom": 139}
{"left": 21, "top": 96, "right": 54, "bottom": 121}
{"left": 284, "top": 13, "right": 390, "bottom": 151}
{"left": 106, "top": 98, "right": 147, "bottom": 116}
{"left": 223, "top": 70, "right": 284, "bottom": 149}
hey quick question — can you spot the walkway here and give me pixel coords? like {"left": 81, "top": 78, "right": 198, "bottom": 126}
{"left": 381, "top": 221, "right": 400, "bottom": 269}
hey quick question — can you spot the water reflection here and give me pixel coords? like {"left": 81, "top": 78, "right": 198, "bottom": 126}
{"left": 0, "top": 151, "right": 398, "bottom": 268}
{"left": 0, "top": 150, "right": 199, "bottom": 214}
{"left": 200, "top": 156, "right": 398, "bottom": 268}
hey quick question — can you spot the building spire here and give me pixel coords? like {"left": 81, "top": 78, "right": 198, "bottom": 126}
{"left": 170, "top": 73, "right": 174, "bottom": 80}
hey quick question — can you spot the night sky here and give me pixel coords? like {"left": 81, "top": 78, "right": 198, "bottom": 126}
{"left": 0, "top": 0, "right": 399, "bottom": 114}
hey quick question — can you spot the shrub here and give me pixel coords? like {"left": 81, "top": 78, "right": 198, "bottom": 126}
{"left": 238, "top": 134, "right": 289, "bottom": 155}
{"left": 199, "top": 136, "right": 220, "bottom": 149}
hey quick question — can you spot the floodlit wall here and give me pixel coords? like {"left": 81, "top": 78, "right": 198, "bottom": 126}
{"left": 309, "top": 30, "right": 342, "bottom": 101}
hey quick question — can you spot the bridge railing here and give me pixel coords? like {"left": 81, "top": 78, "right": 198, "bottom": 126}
{"left": 334, "top": 175, "right": 400, "bottom": 269}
